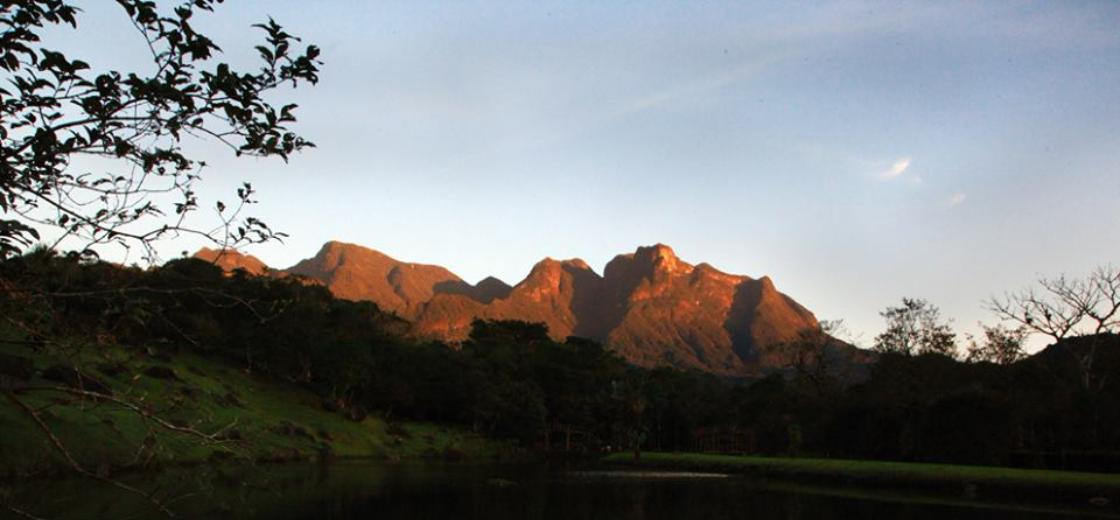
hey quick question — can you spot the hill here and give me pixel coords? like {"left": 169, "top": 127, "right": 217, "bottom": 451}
{"left": 0, "top": 340, "right": 499, "bottom": 478}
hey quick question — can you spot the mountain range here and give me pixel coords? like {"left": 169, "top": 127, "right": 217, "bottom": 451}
{"left": 195, "top": 241, "right": 866, "bottom": 377}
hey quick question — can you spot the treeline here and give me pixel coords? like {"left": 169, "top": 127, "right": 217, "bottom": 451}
{"left": 2, "top": 250, "right": 1118, "bottom": 470}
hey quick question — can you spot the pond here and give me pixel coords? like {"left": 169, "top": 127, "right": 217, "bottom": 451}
{"left": 6, "top": 461, "right": 1116, "bottom": 519}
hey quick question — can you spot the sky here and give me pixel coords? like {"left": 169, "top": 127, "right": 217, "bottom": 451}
{"left": 44, "top": 1, "right": 1120, "bottom": 350}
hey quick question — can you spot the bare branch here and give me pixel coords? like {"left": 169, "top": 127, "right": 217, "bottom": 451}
{"left": 987, "top": 265, "right": 1120, "bottom": 340}
{"left": 3, "top": 504, "right": 50, "bottom": 520}
{"left": 18, "top": 385, "right": 241, "bottom": 443}
{"left": 3, "top": 390, "right": 177, "bottom": 518}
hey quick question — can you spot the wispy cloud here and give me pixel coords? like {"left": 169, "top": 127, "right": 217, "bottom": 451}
{"left": 947, "top": 192, "right": 967, "bottom": 207}
{"left": 619, "top": 51, "right": 794, "bottom": 115}
{"left": 879, "top": 157, "right": 912, "bottom": 181}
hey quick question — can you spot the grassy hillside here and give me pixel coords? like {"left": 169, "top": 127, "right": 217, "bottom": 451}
{"left": 0, "top": 340, "right": 502, "bottom": 478}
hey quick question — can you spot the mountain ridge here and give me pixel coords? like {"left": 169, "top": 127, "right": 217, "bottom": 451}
{"left": 194, "top": 241, "right": 852, "bottom": 377}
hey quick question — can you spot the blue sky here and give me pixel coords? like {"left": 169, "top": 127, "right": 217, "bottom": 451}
{"left": 51, "top": 1, "right": 1120, "bottom": 349}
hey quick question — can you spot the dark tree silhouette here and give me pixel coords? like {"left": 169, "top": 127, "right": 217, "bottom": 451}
{"left": 1, "top": 0, "right": 320, "bottom": 262}
{"left": 965, "top": 323, "right": 1027, "bottom": 365}
{"left": 988, "top": 265, "right": 1120, "bottom": 341}
{"left": 873, "top": 297, "right": 956, "bottom": 356}
{"left": 988, "top": 265, "right": 1120, "bottom": 389}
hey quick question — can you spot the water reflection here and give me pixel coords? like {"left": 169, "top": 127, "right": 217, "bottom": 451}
{"left": 7, "top": 461, "right": 1117, "bottom": 520}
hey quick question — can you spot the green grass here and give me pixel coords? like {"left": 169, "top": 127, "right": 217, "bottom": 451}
{"left": 0, "top": 341, "right": 502, "bottom": 477}
{"left": 604, "top": 452, "right": 1120, "bottom": 499}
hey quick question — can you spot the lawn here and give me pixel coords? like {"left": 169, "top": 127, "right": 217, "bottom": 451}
{"left": 604, "top": 451, "right": 1120, "bottom": 501}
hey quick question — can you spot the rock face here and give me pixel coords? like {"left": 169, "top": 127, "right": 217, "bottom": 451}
{"left": 195, "top": 242, "right": 830, "bottom": 377}
{"left": 596, "top": 245, "right": 819, "bottom": 375}
{"left": 416, "top": 256, "right": 601, "bottom": 342}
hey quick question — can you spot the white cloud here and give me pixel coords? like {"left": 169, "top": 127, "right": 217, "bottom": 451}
{"left": 947, "top": 192, "right": 967, "bottom": 207}
{"left": 879, "top": 157, "right": 912, "bottom": 181}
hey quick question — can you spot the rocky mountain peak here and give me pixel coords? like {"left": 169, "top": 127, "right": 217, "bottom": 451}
{"left": 476, "top": 275, "right": 510, "bottom": 288}
{"left": 193, "top": 247, "right": 269, "bottom": 275}
{"left": 192, "top": 241, "right": 849, "bottom": 378}
{"left": 605, "top": 243, "right": 695, "bottom": 283}
{"left": 311, "top": 240, "right": 390, "bottom": 269}
{"left": 526, "top": 257, "right": 596, "bottom": 278}
{"left": 561, "top": 258, "right": 592, "bottom": 271}
{"left": 283, "top": 241, "right": 461, "bottom": 317}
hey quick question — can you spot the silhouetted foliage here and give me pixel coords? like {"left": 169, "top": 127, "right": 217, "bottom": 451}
{"left": 874, "top": 298, "right": 957, "bottom": 356}
{"left": 989, "top": 265, "right": 1120, "bottom": 390}
{"left": 1, "top": 0, "right": 321, "bottom": 261}
{"left": 965, "top": 323, "right": 1028, "bottom": 365}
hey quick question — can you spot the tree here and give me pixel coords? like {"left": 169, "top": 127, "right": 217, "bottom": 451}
{"left": 782, "top": 319, "right": 849, "bottom": 394}
{"left": 987, "top": 265, "right": 1120, "bottom": 389}
{"left": 0, "top": 2, "right": 320, "bottom": 516}
{"left": 965, "top": 323, "right": 1027, "bottom": 365}
{"left": 988, "top": 265, "right": 1120, "bottom": 341}
{"left": 873, "top": 297, "right": 956, "bottom": 356}
{"left": 1, "top": 0, "right": 321, "bottom": 261}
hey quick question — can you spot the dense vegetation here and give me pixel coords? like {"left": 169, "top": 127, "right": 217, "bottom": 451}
{"left": 2, "top": 250, "right": 1118, "bottom": 474}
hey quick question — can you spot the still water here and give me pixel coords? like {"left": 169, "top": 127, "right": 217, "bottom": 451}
{"left": 7, "top": 461, "right": 1117, "bottom": 519}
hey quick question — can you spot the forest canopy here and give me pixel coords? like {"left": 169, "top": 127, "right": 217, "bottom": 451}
{"left": 2, "top": 251, "right": 1118, "bottom": 471}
